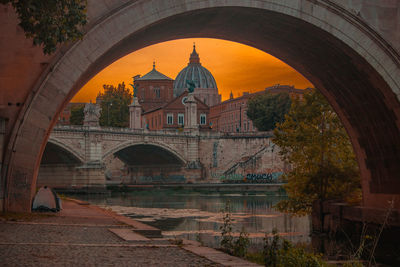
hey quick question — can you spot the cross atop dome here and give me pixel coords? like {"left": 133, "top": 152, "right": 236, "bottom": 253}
{"left": 189, "top": 43, "right": 200, "bottom": 64}
{"left": 153, "top": 60, "right": 156, "bottom": 69}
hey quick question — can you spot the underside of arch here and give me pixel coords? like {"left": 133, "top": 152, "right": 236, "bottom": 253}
{"left": 114, "top": 144, "right": 185, "bottom": 166}
{"left": 41, "top": 141, "right": 84, "bottom": 165}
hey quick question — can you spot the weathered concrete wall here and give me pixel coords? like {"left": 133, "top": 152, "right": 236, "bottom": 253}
{"left": 312, "top": 200, "right": 400, "bottom": 265}
{"left": 331, "top": 0, "right": 400, "bottom": 52}
{"left": 199, "top": 134, "right": 286, "bottom": 181}
{"left": 38, "top": 164, "right": 105, "bottom": 189}
{"left": 126, "top": 165, "right": 201, "bottom": 184}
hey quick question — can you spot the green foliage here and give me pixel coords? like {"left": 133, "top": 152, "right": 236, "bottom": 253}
{"left": 273, "top": 89, "right": 361, "bottom": 214}
{"left": 219, "top": 201, "right": 250, "bottom": 258}
{"left": 277, "top": 246, "right": 325, "bottom": 267}
{"left": 342, "top": 262, "right": 364, "bottom": 267}
{"left": 246, "top": 92, "right": 291, "bottom": 131}
{"left": 264, "top": 229, "right": 280, "bottom": 266}
{"left": 99, "top": 83, "right": 132, "bottom": 127}
{"left": 220, "top": 200, "right": 234, "bottom": 253}
{"left": 69, "top": 104, "right": 84, "bottom": 125}
{"left": 2, "top": 0, "right": 87, "bottom": 54}
{"left": 233, "top": 227, "right": 250, "bottom": 258}
{"left": 263, "top": 228, "right": 326, "bottom": 267}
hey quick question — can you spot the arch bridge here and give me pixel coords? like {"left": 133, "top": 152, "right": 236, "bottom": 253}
{"left": 37, "top": 125, "right": 276, "bottom": 188}
{"left": 0, "top": 0, "right": 399, "bottom": 215}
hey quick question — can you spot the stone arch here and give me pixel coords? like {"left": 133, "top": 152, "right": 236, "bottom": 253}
{"left": 3, "top": 0, "right": 400, "bottom": 211}
{"left": 102, "top": 140, "right": 187, "bottom": 166}
{"left": 44, "top": 138, "right": 85, "bottom": 164}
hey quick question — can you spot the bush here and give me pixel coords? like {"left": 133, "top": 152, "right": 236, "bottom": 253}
{"left": 264, "top": 228, "right": 326, "bottom": 267}
{"left": 220, "top": 201, "right": 234, "bottom": 253}
{"left": 233, "top": 227, "right": 250, "bottom": 258}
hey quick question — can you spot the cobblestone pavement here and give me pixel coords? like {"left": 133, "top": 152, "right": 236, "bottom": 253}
{"left": 0, "top": 200, "right": 257, "bottom": 266}
{"left": 0, "top": 244, "right": 220, "bottom": 267}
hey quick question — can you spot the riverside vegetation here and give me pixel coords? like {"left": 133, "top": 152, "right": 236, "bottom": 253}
{"left": 218, "top": 201, "right": 387, "bottom": 266}
{"left": 272, "top": 89, "right": 361, "bottom": 214}
{"left": 219, "top": 201, "right": 326, "bottom": 266}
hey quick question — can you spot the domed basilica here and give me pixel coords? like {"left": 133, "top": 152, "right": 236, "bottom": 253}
{"left": 173, "top": 44, "right": 221, "bottom": 106}
{"left": 129, "top": 45, "right": 221, "bottom": 131}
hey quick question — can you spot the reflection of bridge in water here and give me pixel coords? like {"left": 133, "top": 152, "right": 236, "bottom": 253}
{"left": 39, "top": 125, "right": 284, "bottom": 189}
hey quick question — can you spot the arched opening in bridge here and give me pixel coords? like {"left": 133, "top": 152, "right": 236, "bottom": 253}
{"left": 110, "top": 144, "right": 186, "bottom": 184}
{"left": 41, "top": 142, "right": 83, "bottom": 165}
{"left": 3, "top": 2, "right": 400, "bottom": 214}
{"left": 38, "top": 141, "right": 87, "bottom": 189}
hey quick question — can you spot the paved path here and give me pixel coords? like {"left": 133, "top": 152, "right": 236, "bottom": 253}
{"left": 0, "top": 199, "right": 259, "bottom": 266}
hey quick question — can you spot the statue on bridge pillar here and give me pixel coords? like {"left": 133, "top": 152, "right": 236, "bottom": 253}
{"left": 129, "top": 83, "right": 142, "bottom": 129}
{"left": 83, "top": 102, "right": 101, "bottom": 127}
{"left": 184, "top": 79, "right": 198, "bottom": 131}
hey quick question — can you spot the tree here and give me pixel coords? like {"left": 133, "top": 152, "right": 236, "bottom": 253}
{"left": 2, "top": 0, "right": 87, "bottom": 54}
{"left": 273, "top": 89, "right": 360, "bottom": 215}
{"left": 99, "top": 82, "right": 132, "bottom": 127}
{"left": 246, "top": 92, "right": 291, "bottom": 131}
{"left": 69, "top": 104, "right": 84, "bottom": 125}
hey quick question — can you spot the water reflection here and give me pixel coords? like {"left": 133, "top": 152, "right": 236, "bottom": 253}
{"left": 71, "top": 190, "right": 310, "bottom": 250}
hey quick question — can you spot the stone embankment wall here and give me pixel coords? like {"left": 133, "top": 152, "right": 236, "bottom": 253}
{"left": 312, "top": 200, "right": 400, "bottom": 265}
{"left": 37, "top": 163, "right": 105, "bottom": 189}
{"left": 199, "top": 134, "right": 286, "bottom": 182}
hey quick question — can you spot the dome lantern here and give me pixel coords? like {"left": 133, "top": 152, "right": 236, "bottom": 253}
{"left": 189, "top": 43, "right": 200, "bottom": 64}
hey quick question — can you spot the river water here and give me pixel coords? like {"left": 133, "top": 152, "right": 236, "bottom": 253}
{"left": 70, "top": 189, "right": 310, "bottom": 251}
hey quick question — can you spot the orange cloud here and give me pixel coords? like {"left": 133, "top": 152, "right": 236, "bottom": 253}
{"left": 73, "top": 38, "right": 313, "bottom": 102}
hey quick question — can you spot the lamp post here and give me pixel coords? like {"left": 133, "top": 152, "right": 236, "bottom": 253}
{"left": 239, "top": 102, "right": 244, "bottom": 132}
{"left": 107, "top": 102, "right": 112, "bottom": 126}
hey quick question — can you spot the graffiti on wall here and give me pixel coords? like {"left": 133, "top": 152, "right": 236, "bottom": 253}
{"left": 212, "top": 142, "right": 218, "bottom": 167}
{"left": 212, "top": 169, "right": 284, "bottom": 184}
{"left": 245, "top": 172, "right": 283, "bottom": 183}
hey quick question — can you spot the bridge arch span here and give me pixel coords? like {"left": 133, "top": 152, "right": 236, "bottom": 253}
{"left": 43, "top": 138, "right": 85, "bottom": 165}
{"left": 103, "top": 141, "right": 187, "bottom": 166}
{"left": 3, "top": 0, "right": 400, "bottom": 211}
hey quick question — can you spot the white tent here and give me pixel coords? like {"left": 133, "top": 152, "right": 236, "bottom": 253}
{"left": 32, "top": 186, "right": 62, "bottom": 212}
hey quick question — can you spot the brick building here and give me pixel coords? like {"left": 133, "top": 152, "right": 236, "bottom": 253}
{"left": 57, "top": 102, "right": 85, "bottom": 125}
{"left": 133, "top": 62, "right": 174, "bottom": 112}
{"left": 142, "top": 91, "right": 209, "bottom": 130}
{"left": 130, "top": 45, "right": 222, "bottom": 131}
{"left": 209, "top": 85, "right": 308, "bottom": 133}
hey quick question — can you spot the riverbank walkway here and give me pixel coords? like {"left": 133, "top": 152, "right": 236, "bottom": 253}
{"left": 0, "top": 199, "right": 259, "bottom": 266}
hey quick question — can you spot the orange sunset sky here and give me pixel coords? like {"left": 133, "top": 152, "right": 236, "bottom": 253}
{"left": 72, "top": 38, "right": 313, "bottom": 102}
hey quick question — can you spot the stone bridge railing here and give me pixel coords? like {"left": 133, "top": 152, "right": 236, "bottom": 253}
{"left": 53, "top": 125, "right": 274, "bottom": 139}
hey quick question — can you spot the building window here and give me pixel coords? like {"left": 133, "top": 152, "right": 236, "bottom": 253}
{"left": 154, "top": 88, "right": 160, "bottom": 98}
{"left": 167, "top": 113, "right": 173, "bottom": 125}
{"left": 200, "top": 114, "right": 206, "bottom": 125}
{"left": 178, "top": 113, "right": 184, "bottom": 125}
